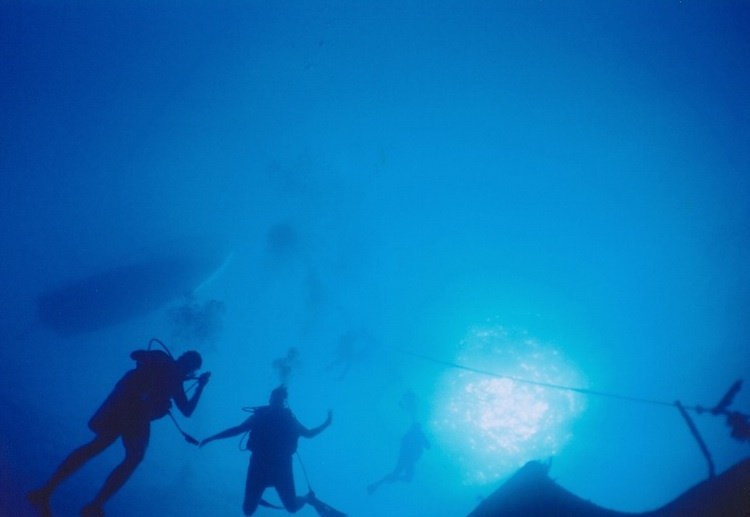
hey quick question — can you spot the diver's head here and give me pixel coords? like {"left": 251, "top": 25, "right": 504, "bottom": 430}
{"left": 270, "top": 385, "right": 288, "bottom": 408}
{"left": 177, "top": 351, "right": 203, "bottom": 377}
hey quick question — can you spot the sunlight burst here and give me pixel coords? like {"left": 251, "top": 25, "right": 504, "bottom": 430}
{"left": 432, "top": 323, "right": 586, "bottom": 484}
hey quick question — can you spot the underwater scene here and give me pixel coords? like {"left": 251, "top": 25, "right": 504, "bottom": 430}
{"left": 1, "top": 2, "right": 749, "bottom": 516}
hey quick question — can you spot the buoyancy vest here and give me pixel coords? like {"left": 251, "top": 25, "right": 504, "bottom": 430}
{"left": 248, "top": 406, "right": 300, "bottom": 457}
{"left": 124, "top": 349, "right": 179, "bottom": 419}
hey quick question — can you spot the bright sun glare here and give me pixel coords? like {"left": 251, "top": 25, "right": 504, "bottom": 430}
{"left": 431, "top": 322, "right": 586, "bottom": 484}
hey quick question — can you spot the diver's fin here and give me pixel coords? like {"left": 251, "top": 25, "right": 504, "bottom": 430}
{"left": 259, "top": 498, "right": 285, "bottom": 509}
{"left": 308, "top": 492, "right": 348, "bottom": 517}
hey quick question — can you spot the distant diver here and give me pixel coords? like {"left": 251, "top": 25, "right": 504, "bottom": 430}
{"left": 200, "top": 386, "right": 341, "bottom": 516}
{"left": 367, "top": 422, "right": 431, "bottom": 495}
{"left": 27, "top": 344, "right": 211, "bottom": 517}
{"left": 325, "top": 329, "right": 371, "bottom": 380}
{"left": 272, "top": 347, "right": 301, "bottom": 385}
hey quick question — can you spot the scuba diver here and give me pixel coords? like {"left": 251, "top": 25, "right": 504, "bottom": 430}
{"left": 272, "top": 347, "right": 301, "bottom": 385}
{"left": 200, "top": 386, "right": 336, "bottom": 516}
{"left": 325, "top": 329, "right": 372, "bottom": 380}
{"left": 367, "top": 422, "right": 431, "bottom": 495}
{"left": 27, "top": 347, "right": 210, "bottom": 517}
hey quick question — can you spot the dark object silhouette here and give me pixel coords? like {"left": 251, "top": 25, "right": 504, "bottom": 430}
{"left": 367, "top": 422, "right": 431, "bottom": 495}
{"left": 37, "top": 240, "right": 229, "bottom": 336}
{"left": 695, "top": 380, "right": 750, "bottom": 443}
{"left": 467, "top": 458, "right": 750, "bottom": 517}
{"left": 200, "top": 386, "right": 335, "bottom": 515}
{"left": 711, "top": 380, "right": 750, "bottom": 443}
{"left": 711, "top": 380, "right": 742, "bottom": 415}
{"left": 726, "top": 411, "right": 750, "bottom": 442}
{"left": 27, "top": 349, "right": 210, "bottom": 516}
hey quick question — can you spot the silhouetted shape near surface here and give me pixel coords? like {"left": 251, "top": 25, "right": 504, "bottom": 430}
{"left": 27, "top": 348, "right": 210, "bottom": 516}
{"left": 367, "top": 422, "right": 431, "bottom": 495}
{"left": 468, "top": 458, "right": 750, "bottom": 517}
{"left": 200, "top": 386, "right": 337, "bottom": 516}
{"left": 36, "top": 239, "right": 230, "bottom": 336}
{"left": 704, "top": 380, "right": 750, "bottom": 443}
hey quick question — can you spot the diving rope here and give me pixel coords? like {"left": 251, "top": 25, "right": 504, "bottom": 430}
{"left": 675, "top": 401, "right": 715, "bottom": 478}
{"left": 398, "top": 348, "right": 700, "bottom": 411}
{"left": 398, "top": 347, "right": 748, "bottom": 477}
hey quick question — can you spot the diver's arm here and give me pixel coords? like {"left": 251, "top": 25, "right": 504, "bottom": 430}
{"left": 200, "top": 418, "right": 253, "bottom": 447}
{"left": 300, "top": 410, "right": 333, "bottom": 438}
{"left": 174, "top": 372, "right": 211, "bottom": 417}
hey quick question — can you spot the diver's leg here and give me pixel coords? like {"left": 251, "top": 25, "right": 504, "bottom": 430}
{"left": 82, "top": 423, "right": 148, "bottom": 513}
{"left": 366, "top": 479, "right": 381, "bottom": 495}
{"left": 367, "top": 466, "right": 403, "bottom": 495}
{"left": 273, "top": 456, "right": 307, "bottom": 513}
{"left": 242, "top": 458, "right": 265, "bottom": 516}
{"left": 28, "top": 432, "right": 116, "bottom": 512}
{"left": 367, "top": 474, "right": 388, "bottom": 495}
{"left": 275, "top": 457, "right": 307, "bottom": 513}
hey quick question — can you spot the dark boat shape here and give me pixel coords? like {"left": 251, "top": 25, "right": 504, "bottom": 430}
{"left": 468, "top": 458, "right": 750, "bottom": 517}
{"left": 36, "top": 237, "right": 231, "bottom": 337}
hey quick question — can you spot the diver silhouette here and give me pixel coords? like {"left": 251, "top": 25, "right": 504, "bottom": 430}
{"left": 200, "top": 386, "right": 333, "bottom": 515}
{"left": 272, "top": 347, "right": 301, "bottom": 385}
{"left": 27, "top": 349, "right": 210, "bottom": 517}
{"left": 367, "top": 422, "right": 431, "bottom": 495}
{"left": 325, "top": 329, "right": 371, "bottom": 380}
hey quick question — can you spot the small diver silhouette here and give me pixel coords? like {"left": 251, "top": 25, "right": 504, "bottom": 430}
{"left": 272, "top": 347, "right": 301, "bottom": 385}
{"left": 325, "top": 329, "right": 372, "bottom": 380}
{"left": 367, "top": 422, "right": 431, "bottom": 495}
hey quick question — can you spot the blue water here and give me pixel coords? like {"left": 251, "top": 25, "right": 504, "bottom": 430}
{"left": 2, "top": 2, "right": 749, "bottom": 516}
